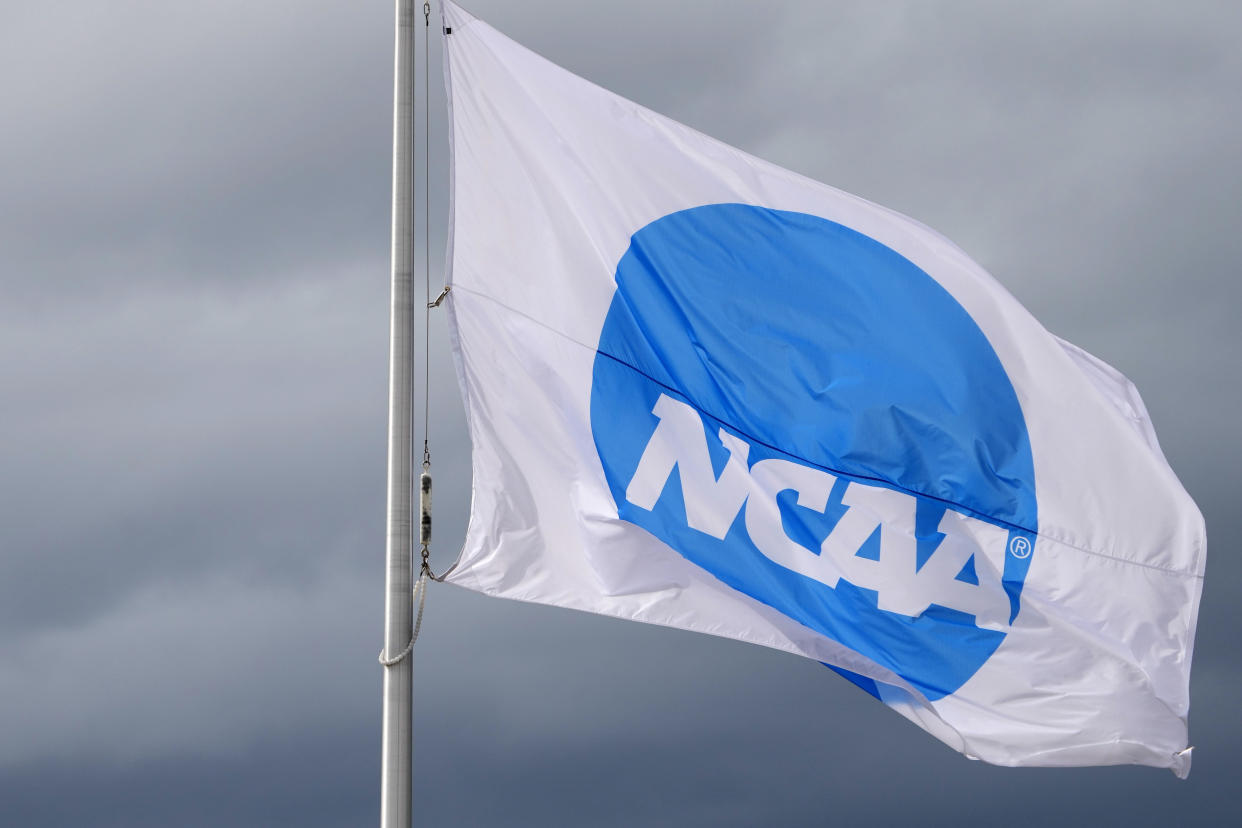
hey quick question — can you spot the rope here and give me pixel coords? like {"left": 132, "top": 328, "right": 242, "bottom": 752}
{"left": 378, "top": 570, "right": 429, "bottom": 667}
{"left": 428, "top": 558, "right": 458, "bottom": 583}
{"left": 416, "top": 1, "right": 457, "bottom": 587}
{"left": 379, "top": 4, "right": 457, "bottom": 671}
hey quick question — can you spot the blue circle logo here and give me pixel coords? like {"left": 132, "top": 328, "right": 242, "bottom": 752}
{"left": 590, "top": 204, "right": 1037, "bottom": 700}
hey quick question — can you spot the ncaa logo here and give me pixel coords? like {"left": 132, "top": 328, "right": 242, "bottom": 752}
{"left": 590, "top": 204, "right": 1037, "bottom": 700}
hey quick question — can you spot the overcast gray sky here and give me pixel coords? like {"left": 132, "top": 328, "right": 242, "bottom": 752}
{"left": 2, "top": 1, "right": 1239, "bottom": 825}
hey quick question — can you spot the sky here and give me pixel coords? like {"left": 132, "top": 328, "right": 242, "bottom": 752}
{"left": 1, "top": 1, "right": 1239, "bottom": 825}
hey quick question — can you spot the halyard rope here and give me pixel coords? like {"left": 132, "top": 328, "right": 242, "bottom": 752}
{"left": 378, "top": 570, "right": 429, "bottom": 667}
{"left": 380, "top": 1, "right": 439, "bottom": 670}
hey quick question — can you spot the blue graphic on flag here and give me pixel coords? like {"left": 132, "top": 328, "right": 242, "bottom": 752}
{"left": 590, "top": 204, "right": 1038, "bottom": 700}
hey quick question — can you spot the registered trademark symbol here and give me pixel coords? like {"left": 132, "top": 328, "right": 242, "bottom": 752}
{"left": 1009, "top": 536, "right": 1032, "bottom": 559}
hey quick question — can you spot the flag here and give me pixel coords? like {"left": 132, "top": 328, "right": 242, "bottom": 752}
{"left": 438, "top": 1, "right": 1204, "bottom": 776}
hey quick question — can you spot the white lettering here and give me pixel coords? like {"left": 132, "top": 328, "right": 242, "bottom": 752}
{"left": 625, "top": 394, "right": 751, "bottom": 539}
{"left": 746, "top": 457, "right": 841, "bottom": 587}
{"left": 624, "top": 394, "right": 1011, "bottom": 627}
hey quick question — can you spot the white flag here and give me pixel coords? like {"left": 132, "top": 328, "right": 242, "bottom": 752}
{"left": 438, "top": 1, "right": 1204, "bottom": 776}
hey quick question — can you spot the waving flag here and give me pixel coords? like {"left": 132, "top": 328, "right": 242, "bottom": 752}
{"left": 438, "top": 1, "right": 1204, "bottom": 775}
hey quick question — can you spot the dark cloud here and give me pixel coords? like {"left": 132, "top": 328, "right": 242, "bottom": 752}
{"left": 1, "top": 0, "right": 1238, "bottom": 825}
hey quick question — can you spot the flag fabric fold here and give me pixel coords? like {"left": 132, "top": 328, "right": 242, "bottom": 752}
{"left": 438, "top": 1, "right": 1204, "bottom": 776}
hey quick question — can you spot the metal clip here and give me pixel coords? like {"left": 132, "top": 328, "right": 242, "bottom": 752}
{"left": 428, "top": 285, "right": 451, "bottom": 308}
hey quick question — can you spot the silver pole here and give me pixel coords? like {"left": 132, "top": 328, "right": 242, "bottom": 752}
{"left": 381, "top": 1, "right": 415, "bottom": 826}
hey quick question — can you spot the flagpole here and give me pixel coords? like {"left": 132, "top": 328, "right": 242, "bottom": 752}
{"left": 381, "top": 0, "right": 416, "bottom": 826}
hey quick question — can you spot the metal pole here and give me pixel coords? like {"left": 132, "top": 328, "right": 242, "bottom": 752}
{"left": 381, "top": 1, "right": 415, "bottom": 826}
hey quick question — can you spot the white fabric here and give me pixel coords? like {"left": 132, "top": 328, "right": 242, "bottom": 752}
{"left": 439, "top": 1, "right": 1204, "bottom": 776}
